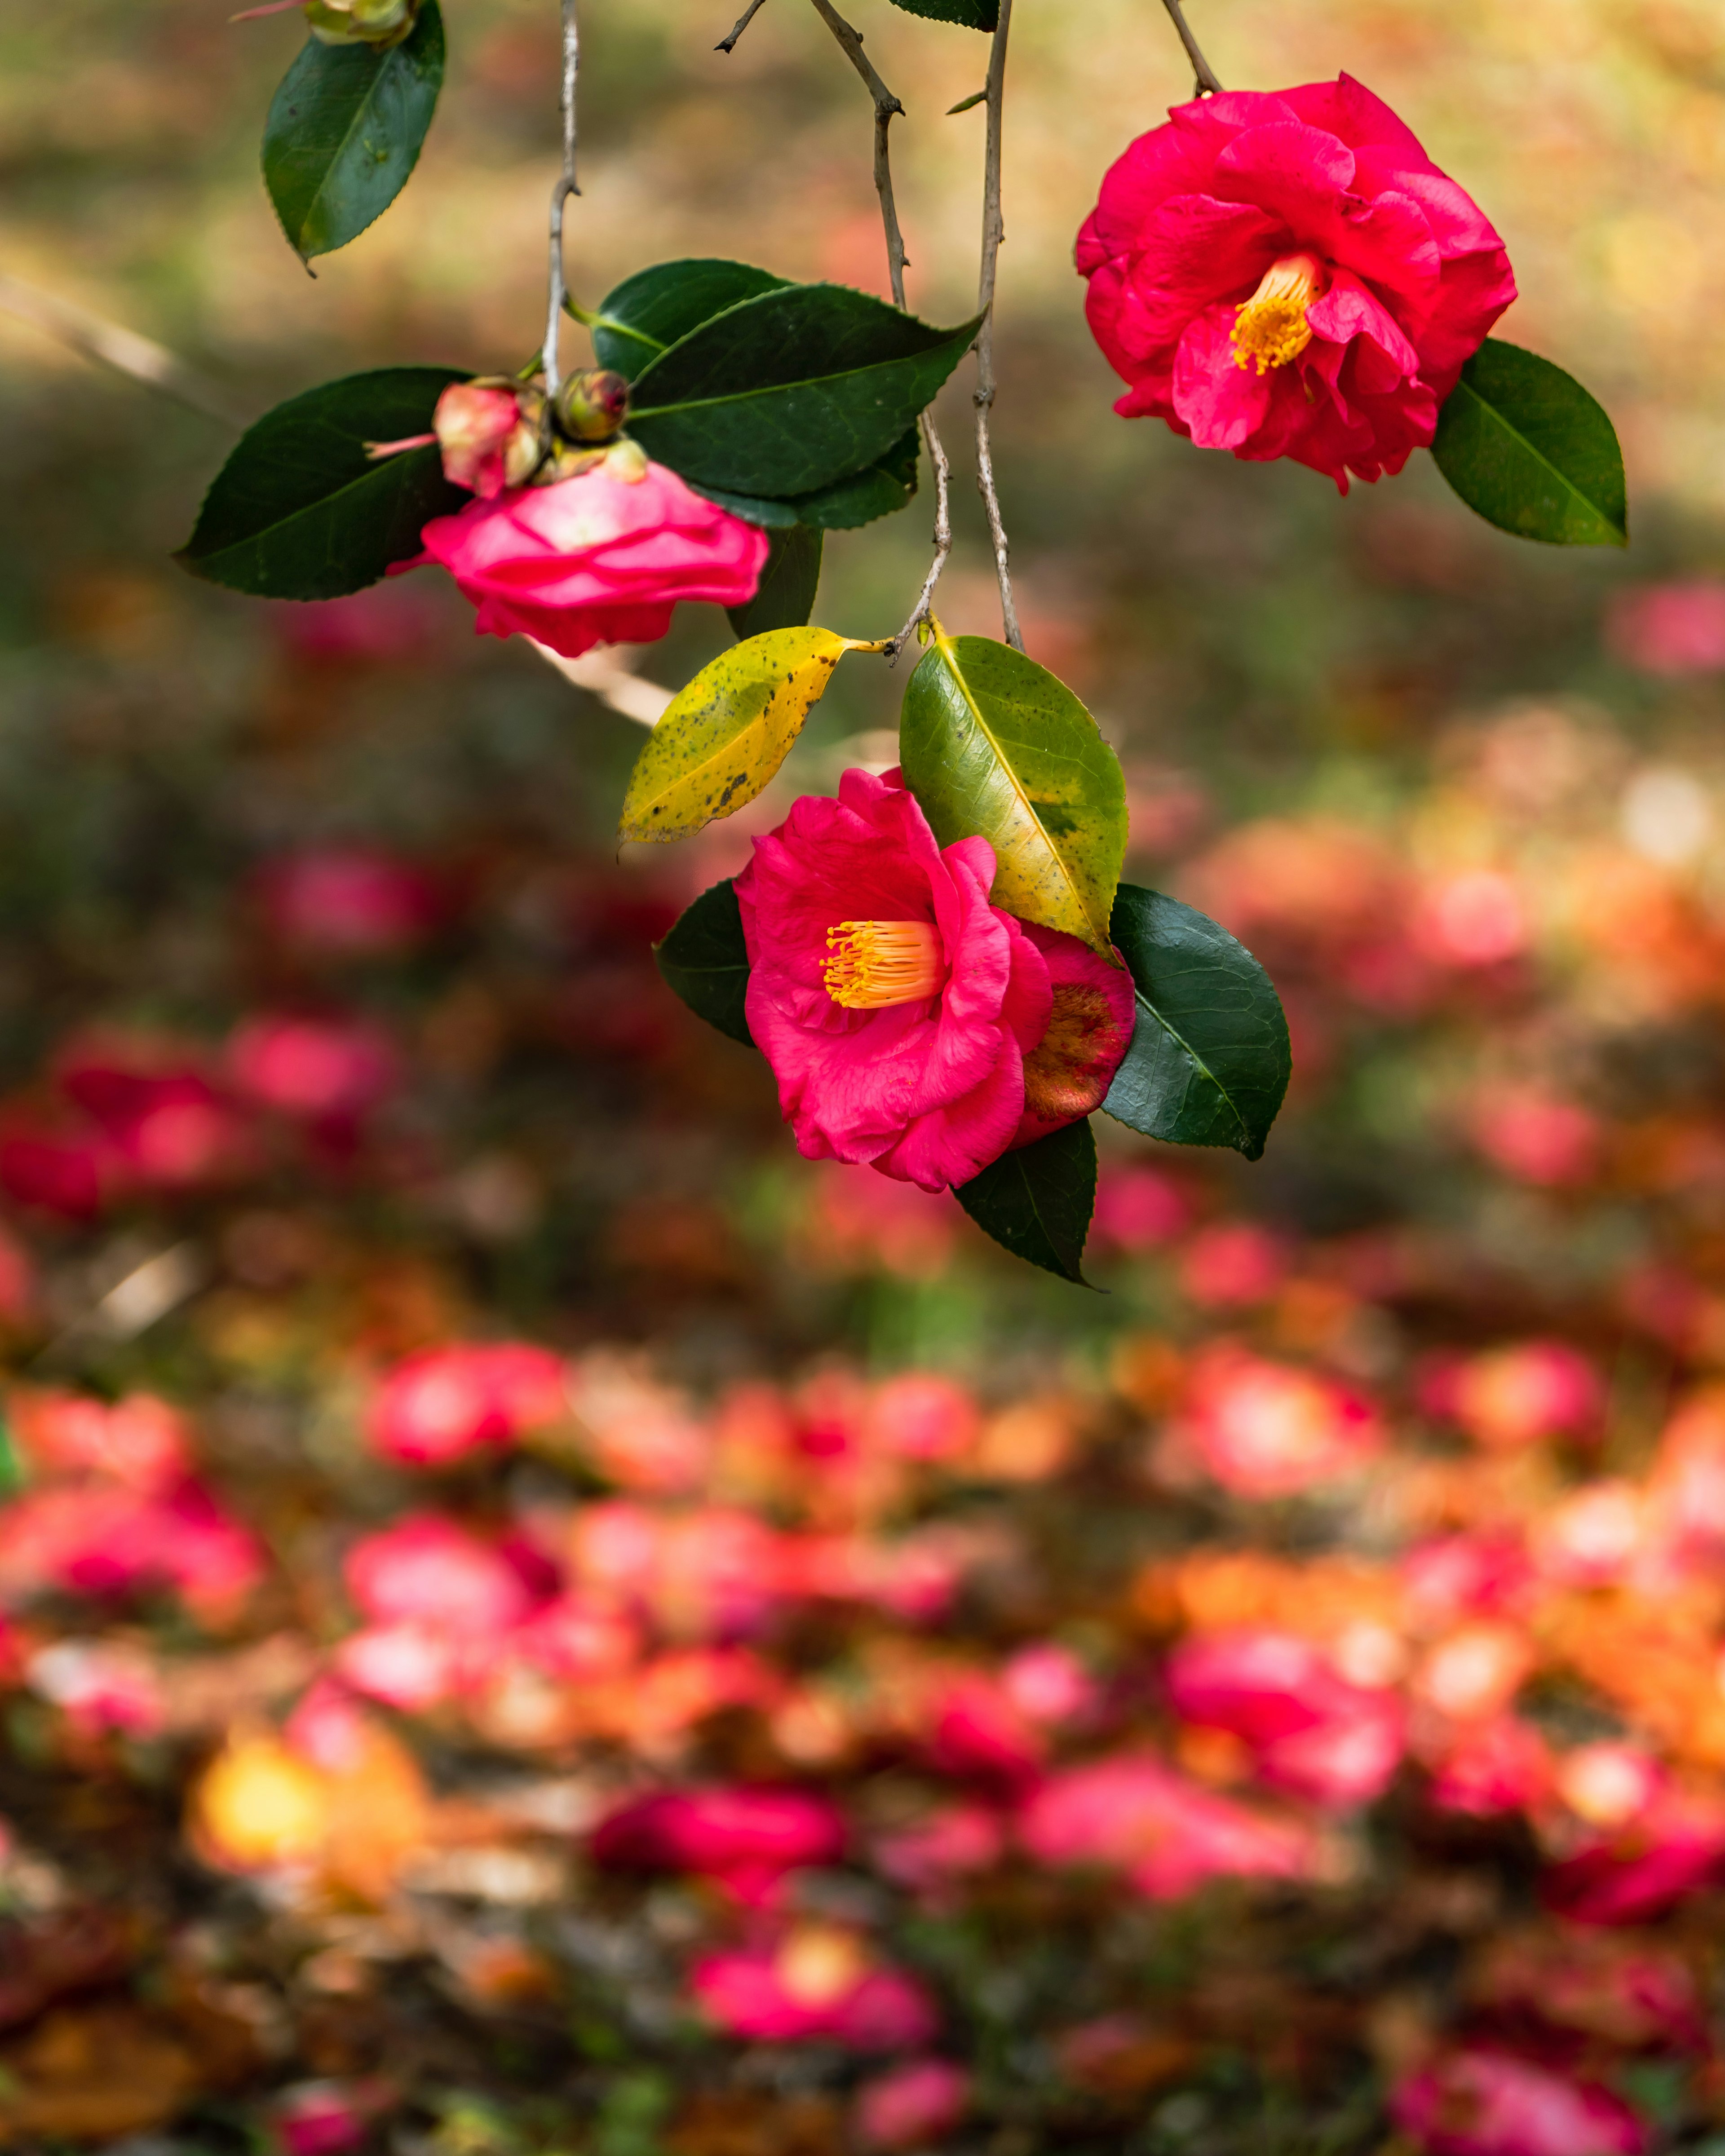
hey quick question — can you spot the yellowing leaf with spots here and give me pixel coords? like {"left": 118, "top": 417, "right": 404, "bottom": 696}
{"left": 898, "top": 630, "right": 1126, "bottom": 957}
{"left": 619, "top": 626, "right": 869, "bottom": 844}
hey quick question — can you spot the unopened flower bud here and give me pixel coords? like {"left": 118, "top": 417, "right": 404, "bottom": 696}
{"left": 305, "top": 0, "right": 416, "bottom": 44}
{"left": 434, "top": 378, "right": 543, "bottom": 499}
{"left": 556, "top": 370, "right": 630, "bottom": 444}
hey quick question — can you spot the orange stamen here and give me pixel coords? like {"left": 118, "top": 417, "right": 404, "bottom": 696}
{"left": 1231, "top": 252, "right": 1326, "bottom": 375}
{"left": 823, "top": 920, "right": 943, "bottom": 1009}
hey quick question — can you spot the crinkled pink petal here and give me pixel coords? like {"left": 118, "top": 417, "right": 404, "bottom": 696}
{"left": 1172, "top": 305, "right": 1274, "bottom": 450}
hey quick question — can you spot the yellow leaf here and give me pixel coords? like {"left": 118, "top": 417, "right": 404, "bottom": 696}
{"left": 619, "top": 627, "right": 871, "bottom": 844}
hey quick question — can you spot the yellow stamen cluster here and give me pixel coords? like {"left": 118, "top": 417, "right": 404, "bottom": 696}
{"left": 1231, "top": 252, "right": 1325, "bottom": 375}
{"left": 823, "top": 919, "right": 943, "bottom": 1010}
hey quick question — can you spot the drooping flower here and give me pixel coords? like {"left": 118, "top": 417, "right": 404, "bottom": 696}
{"left": 411, "top": 453, "right": 768, "bottom": 661}
{"left": 1076, "top": 75, "right": 1515, "bottom": 491}
{"left": 735, "top": 769, "right": 1133, "bottom": 1193}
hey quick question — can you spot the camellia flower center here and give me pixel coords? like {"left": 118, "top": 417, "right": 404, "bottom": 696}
{"left": 823, "top": 919, "right": 944, "bottom": 1009}
{"left": 1231, "top": 252, "right": 1327, "bottom": 375}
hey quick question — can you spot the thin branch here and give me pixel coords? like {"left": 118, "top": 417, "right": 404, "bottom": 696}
{"left": 0, "top": 271, "right": 251, "bottom": 429}
{"left": 540, "top": 0, "right": 582, "bottom": 398}
{"left": 804, "top": 0, "right": 953, "bottom": 660}
{"left": 972, "top": 0, "right": 1022, "bottom": 652}
{"left": 1160, "top": 0, "right": 1223, "bottom": 96}
{"left": 715, "top": 0, "right": 770, "bottom": 53}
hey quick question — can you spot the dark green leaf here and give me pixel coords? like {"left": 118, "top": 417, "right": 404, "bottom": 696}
{"left": 1103, "top": 884, "right": 1290, "bottom": 1161}
{"left": 898, "top": 632, "right": 1127, "bottom": 954}
{"left": 690, "top": 427, "right": 919, "bottom": 535}
{"left": 728, "top": 525, "right": 824, "bottom": 637}
{"left": 585, "top": 259, "right": 791, "bottom": 380}
{"left": 888, "top": 0, "right": 999, "bottom": 26}
{"left": 685, "top": 483, "right": 800, "bottom": 529}
{"left": 793, "top": 426, "right": 920, "bottom": 530}
{"left": 955, "top": 1120, "right": 1096, "bottom": 1284}
{"left": 628, "top": 284, "right": 980, "bottom": 499}
{"left": 654, "top": 879, "right": 755, "bottom": 1048}
{"left": 263, "top": 0, "right": 445, "bottom": 263}
{"left": 177, "top": 366, "right": 468, "bottom": 599}
{"left": 1430, "top": 338, "right": 1627, "bottom": 548}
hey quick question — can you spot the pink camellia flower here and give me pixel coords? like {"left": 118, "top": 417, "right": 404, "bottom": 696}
{"left": 1544, "top": 1790, "right": 1725, "bottom": 1926}
{"left": 1166, "top": 1627, "right": 1404, "bottom": 1808}
{"left": 1077, "top": 75, "right": 1515, "bottom": 491}
{"left": 228, "top": 1015, "right": 399, "bottom": 1122}
{"left": 345, "top": 1514, "right": 544, "bottom": 1636}
{"left": 258, "top": 847, "right": 438, "bottom": 958}
{"left": 735, "top": 769, "right": 1133, "bottom": 1193}
{"left": 412, "top": 455, "right": 768, "bottom": 661}
{"left": 1425, "top": 1717, "right": 1551, "bottom": 1818}
{"left": 365, "top": 1342, "right": 568, "bottom": 1466}
{"left": 856, "top": 2059, "right": 970, "bottom": 2150}
{"left": 1391, "top": 2050, "right": 1649, "bottom": 2156}
{"left": 872, "top": 1801, "right": 1005, "bottom": 1894}
{"left": 591, "top": 1785, "right": 847, "bottom": 1902}
{"left": 1607, "top": 582, "right": 1725, "bottom": 677}
{"left": 1178, "top": 1222, "right": 1288, "bottom": 1308}
{"left": 1018, "top": 1749, "right": 1318, "bottom": 1900}
{"left": 1167, "top": 1343, "right": 1382, "bottom": 1497}
{"left": 11, "top": 1389, "right": 193, "bottom": 1493}
{"left": 1417, "top": 1341, "right": 1602, "bottom": 1450}
{"left": 692, "top": 1926, "right": 938, "bottom": 2049}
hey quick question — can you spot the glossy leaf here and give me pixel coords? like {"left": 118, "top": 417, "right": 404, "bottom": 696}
{"left": 691, "top": 427, "right": 919, "bottom": 536}
{"left": 619, "top": 627, "right": 866, "bottom": 844}
{"left": 628, "top": 284, "right": 980, "bottom": 499}
{"left": 655, "top": 879, "right": 755, "bottom": 1048}
{"left": 898, "top": 632, "right": 1126, "bottom": 956}
{"left": 177, "top": 366, "right": 468, "bottom": 600}
{"left": 1431, "top": 339, "right": 1627, "bottom": 548}
{"left": 955, "top": 1120, "right": 1096, "bottom": 1284}
{"left": 794, "top": 426, "right": 920, "bottom": 530}
{"left": 263, "top": 0, "right": 445, "bottom": 263}
{"left": 728, "top": 526, "right": 824, "bottom": 639}
{"left": 585, "top": 259, "right": 791, "bottom": 379}
{"left": 888, "top": 0, "right": 1000, "bottom": 24}
{"left": 1103, "top": 884, "right": 1290, "bottom": 1162}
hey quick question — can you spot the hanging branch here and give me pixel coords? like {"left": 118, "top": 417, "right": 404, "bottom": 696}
{"left": 973, "top": 0, "right": 1022, "bottom": 652}
{"left": 541, "top": 0, "right": 582, "bottom": 398}
{"left": 716, "top": 0, "right": 770, "bottom": 53}
{"left": 1160, "top": 0, "right": 1223, "bottom": 96}
{"left": 804, "top": 0, "right": 953, "bottom": 662}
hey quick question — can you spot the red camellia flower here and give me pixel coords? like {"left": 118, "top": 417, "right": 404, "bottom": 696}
{"left": 411, "top": 452, "right": 768, "bottom": 660}
{"left": 1076, "top": 75, "right": 1516, "bottom": 490}
{"left": 591, "top": 1785, "right": 847, "bottom": 1902}
{"left": 735, "top": 769, "right": 1134, "bottom": 1193}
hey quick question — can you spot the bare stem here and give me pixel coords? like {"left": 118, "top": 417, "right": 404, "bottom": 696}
{"left": 0, "top": 271, "right": 250, "bottom": 429}
{"left": 805, "top": 0, "right": 952, "bottom": 660}
{"left": 972, "top": 0, "right": 1022, "bottom": 652}
{"left": 715, "top": 0, "right": 770, "bottom": 53}
{"left": 541, "top": 0, "right": 581, "bottom": 398}
{"left": 1160, "top": 0, "right": 1223, "bottom": 96}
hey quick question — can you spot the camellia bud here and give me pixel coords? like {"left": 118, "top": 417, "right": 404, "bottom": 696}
{"left": 433, "top": 379, "right": 544, "bottom": 499}
{"left": 556, "top": 370, "right": 630, "bottom": 444}
{"left": 305, "top": 0, "right": 417, "bottom": 45}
